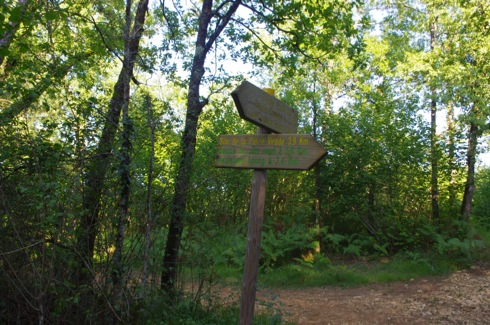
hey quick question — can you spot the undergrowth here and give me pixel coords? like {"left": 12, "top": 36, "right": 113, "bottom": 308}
{"left": 255, "top": 252, "right": 460, "bottom": 288}
{"left": 160, "top": 219, "right": 490, "bottom": 324}
{"left": 212, "top": 223, "right": 490, "bottom": 289}
{"left": 133, "top": 290, "right": 285, "bottom": 324}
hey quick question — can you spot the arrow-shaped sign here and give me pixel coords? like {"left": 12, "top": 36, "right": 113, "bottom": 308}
{"left": 232, "top": 81, "right": 298, "bottom": 134}
{"left": 214, "top": 134, "right": 326, "bottom": 170}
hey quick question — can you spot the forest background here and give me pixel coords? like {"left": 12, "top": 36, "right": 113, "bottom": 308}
{"left": 1, "top": 0, "right": 490, "bottom": 323}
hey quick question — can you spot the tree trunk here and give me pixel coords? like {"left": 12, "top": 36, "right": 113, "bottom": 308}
{"left": 311, "top": 78, "right": 324, "bottom": 252}
{"left": 319, "top": 66, "right": 333, "bottom": 252}
{"left": 141, "top": 94, "right": 155, "bottom": 291}
{"left": 74, "top": 0, "right": 149, "bottom": 286}
{"left": 112, "top": 0, "right": 134, "bottom": 312}
{"left": 446, "top": 100, "right": 458, "bottom": 213}
{"left": 111, "top": 93, "right": 131, "bottom": 317}
{"left": 461, "top": 110, "right": 478, "bottom": 222}
{"left": 429, "top": 19, "right": 440, "bottom": 221}
{"left": 0, "top": 0, "right": 31, "bottom": 66}
{"left": 0, "top": 53, "right": 90, "bottom": 126}
{"left": 161, "top": 0, "right": 242, "bottom": 293}
{"left": 160, "top": 19, "right": 208, "bottom": 294}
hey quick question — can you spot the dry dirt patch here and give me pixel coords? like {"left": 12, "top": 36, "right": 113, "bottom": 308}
{"left": 216, "top": 266, "right": 490, "bottom": 324}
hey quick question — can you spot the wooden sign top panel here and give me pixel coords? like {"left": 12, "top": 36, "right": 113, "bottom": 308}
{"left": 232, "top": 81, "right": 298, "bottom": 134}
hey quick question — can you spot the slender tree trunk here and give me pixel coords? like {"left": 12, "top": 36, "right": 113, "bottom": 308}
{"left": 429, "top": 19, "right": 440, "bottom": 221}
{"left": 75, "top": 0, "right": 149, "bottom": 287}
{"left": 446, "top": 100, "right": 458, "bottom": 213}
{"left": 161, "top": 0, "right": 242, "bottom": 293}
{"left": 311, "top": 79, "right": 323, "bottom": 252}
{"left": 0, "top": 54, "right": 90, "bottom": 126}
{"left": 461, "top": 105, "right": 479, "bottom": 222}
{"left": 111, "top": 104, "right": 131, "bottom": 320}
{"left": 160, "top": 25, "right": 208, "bottom": 295}
{"left": 313, "top": 111, "right": 322, "bottom": 247}
{"left": 112, "top": 98, "right": 131, "bottom": 318}
{"left": 319, "top": 65, "right": 333, "bottom": 252}
{"left": 0, "top": 0, "right": 31, "bottom": 66}
{"left": 112, "top": 1, "right": 134, "bottom": 313}
{"left": 141, "top": 94, "right": 155, "bottom": 290}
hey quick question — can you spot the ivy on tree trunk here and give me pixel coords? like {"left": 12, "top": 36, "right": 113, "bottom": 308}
{"left": 74, "top": 0, "right": 149, "bottom": 288}
{"left": 161, "top": 0, "right": 242, "bottom": 294}
{"left": 430, "top": 19, "right": 440, "bottom": 221}
{"left": 461, "top": 110, "right": 479, "bottom": 222}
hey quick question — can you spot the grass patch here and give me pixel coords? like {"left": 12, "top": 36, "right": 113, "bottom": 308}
{"left": 261, "top": 264, "right": 369, "bottom": 288}
{"left": 362, "top": 254, "right": 457, "bottom": 282}
{"left": 258, "top": 252, "right": 464, "bottom": 289}
{"left": 213, "top": 265, "right": 243, "bottom": 286}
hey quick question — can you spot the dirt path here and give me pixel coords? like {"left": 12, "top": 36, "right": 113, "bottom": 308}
{"left": 217, "top": 265, "right": 490, "bottom": 324}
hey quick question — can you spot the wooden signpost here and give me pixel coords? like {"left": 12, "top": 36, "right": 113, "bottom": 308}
{"left": 215, "top": 81, "right": 326, "bottom": 325}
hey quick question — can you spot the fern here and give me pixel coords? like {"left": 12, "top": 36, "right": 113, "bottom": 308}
{"left": 435, "top": 236, "right": 485, "bottom": 258}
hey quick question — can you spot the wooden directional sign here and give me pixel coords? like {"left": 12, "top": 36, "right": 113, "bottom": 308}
{"left": 220, "top": 82, "right": 326, "bottom": 325}
{"left": 232, "top": 81, "right": 298, "bottom": 134}
{"left": 214, "top": 134, "right": 327, "bottom": 170}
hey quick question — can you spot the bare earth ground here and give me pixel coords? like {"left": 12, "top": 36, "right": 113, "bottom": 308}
{"left": 215, "top": 265, "right": 490, "bottom": 324}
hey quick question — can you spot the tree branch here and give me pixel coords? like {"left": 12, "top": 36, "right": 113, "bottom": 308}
{"left": 204, "top": 0, "right": 242, "bottom": 54}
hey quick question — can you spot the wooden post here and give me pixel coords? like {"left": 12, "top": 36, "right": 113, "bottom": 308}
{"left": 239, "top": 126, "right": 269, "bottom": 325}
{"left": 239, "top": 88, "right": 274, "bottom": 325}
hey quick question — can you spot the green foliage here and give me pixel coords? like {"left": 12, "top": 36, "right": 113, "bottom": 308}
{"left": 261, "top": 262, "right": 369, "bottom": 288}
{"left": 432, "top": 220, "right": 486, "bottom": 261}
{"left": 2, "top": 0, "right": 490, "bottom": 322}
{"left": 473, "top": 167, "right": 490, "bottom": 228}
{"left": 325, "top": 232, "right": 388, "bottom": 257}
{"left": 219, "top": 233, "right": 247, "bottom": 269}
{"left": 363, "top": 253, "right": 457, "bottom": 283}
{"left": 474, "top": 222, "right": 490, "bottom": 244}
{"left": 133, "top": 291, "right": 283, "bottom": 324}
{"left": 191, "top": 223, "right": 319, "bottom": 272}
{"left": 260, "top": 224, "right": 316, "bottom": 269}
{"left": 322, "top": 217, "right": 488, "bottom": 263}
{"left": 381, "top": 218, "right": 438, "bottom": 253}
{"left": 292, "top": 252, "right": 332, "bottom": 271}
{"left": 261, "top": 251, "right": 462, "bottom": 289}
{"left": 434, "top": 236, "right": 482, "bottom": 257}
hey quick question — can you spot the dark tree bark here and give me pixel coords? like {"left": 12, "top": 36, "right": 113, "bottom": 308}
{"left": 446, "top": 100, "right": 458, "bottom": 213}
{"left": 111, "top": 0, "right": 135, "bottom": 311}
{"left": 141, "top": 94, "right": 155, "bottom": 291}
{"left": 311, "top": 77, "right": 325, "bottom": 252}
{"left": 161, "top": 0, "right": 242, "bottom": 293}
{"left": 0, "top": 53, "right": 90, "bottom": 126}
{"left": 75, "top": 0, "right": 149, "bottom": 286}
{"left": 461, "top": 108, "right": 479, "bottom": 222}
{"left": 111, "top": 88, "right": 131, "bottom": 317}
{"left": 0, "top": 0, "right": 31, "bottom": 66}
{"left": 313, "top": 99, "right": 322, "bottom": 247}
{"left": 429, "top": 19, "right": 440, "bottom": 221}
{"left": 318, "top": 68, "right": 334, "bottom": 252}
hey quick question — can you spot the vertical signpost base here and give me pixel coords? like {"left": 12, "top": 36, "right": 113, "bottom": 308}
{"left": 239, "top": 126, "right": 269, "bottom": 325}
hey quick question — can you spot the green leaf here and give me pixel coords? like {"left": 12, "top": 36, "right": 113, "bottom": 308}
{"left": 45, "top": 11, "right": 58, "bottom": 20}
